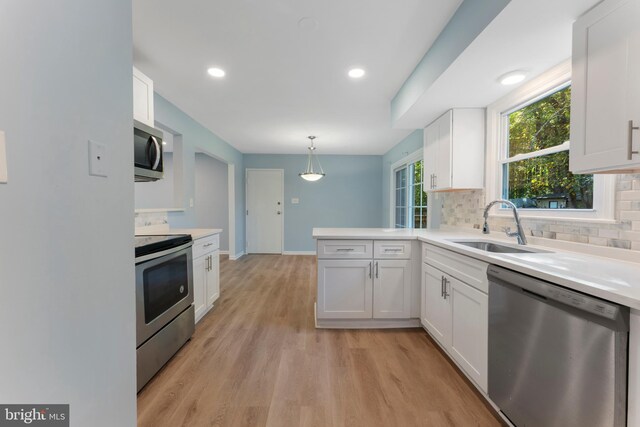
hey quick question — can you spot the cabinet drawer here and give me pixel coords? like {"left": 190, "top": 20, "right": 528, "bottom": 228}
{"left": 423, "top": 243, "right": 488, "bottom": 293}
{"left": 374, "top": 240, "right": 412, "bottom": 259}
{"left": 317, "top": 240, "right": 373, "bottom": 259}
{"left": 193, "top": 234, "right": 219, "bottom": 258}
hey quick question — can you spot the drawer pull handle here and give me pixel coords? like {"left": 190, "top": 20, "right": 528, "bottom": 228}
{"left": 384, "top": 248, "right": 402, "bottom": 252}
{"left": 336, "top": 248, "right": 355, "bottom": 252}
{"left": 204, "top": 243, "right": 213, "bottom": 247}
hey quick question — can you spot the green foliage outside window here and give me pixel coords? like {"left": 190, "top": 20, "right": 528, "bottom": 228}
{"left": 413, "top": 161, "right": 427, "bottom": 228}
{"left": 505, "top": 86, "right": 594, "bottom": 209}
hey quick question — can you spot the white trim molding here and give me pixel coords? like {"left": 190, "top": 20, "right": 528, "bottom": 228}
{"left": 229, "top": 250, "right": 245, "bottom": 261}
{"left": 485, "top": 59, "right": 616, "bottom": 222}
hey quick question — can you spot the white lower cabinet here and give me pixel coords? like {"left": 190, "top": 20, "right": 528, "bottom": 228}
{"left": 317, "top": 259, "right": 373, "bottom": 319}
{"left": 316, "top": 239, "right": 415, "bottom": 323}
{"left": 422, "top": 244, "right": 488, "bottom": 392}
{"left": 422, "top": 264, "right": 451, "bottom": 345}
{"left": 193, "top": 234, "right": 221, "bottom": 323}
{"left": 449, "top": 276, "right": 488, "bottom": 390}
{"left": 206, "top": 251, "right": 220, "bottom": 307}
{"left": 373, "top": 259, "right": 412, "bottom": 319}
{"left": 194, "top": 254, "right": 208, "bottom": 322}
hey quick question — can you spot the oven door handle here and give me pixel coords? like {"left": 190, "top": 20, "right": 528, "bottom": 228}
{"left": 135, "top": 241, "right": 193, "bottom": 264}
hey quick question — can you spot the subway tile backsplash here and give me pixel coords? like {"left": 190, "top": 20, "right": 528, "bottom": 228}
{"left": 438, "top": 174, "right": 640, "bottom": 252}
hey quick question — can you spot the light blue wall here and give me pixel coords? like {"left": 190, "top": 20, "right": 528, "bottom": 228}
{"left": 244, "top": 154, "right": 383, "bottom": 252}
{"left": 391, "top": 0, "right": 510, "bottom": 125}
{"left": 154, "top": 94, "right": 245, "bottom": 255}
{"left": 381, "top": 129, "right": 424, "bottom": 227}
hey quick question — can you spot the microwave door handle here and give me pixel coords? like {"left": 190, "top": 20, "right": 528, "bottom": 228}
{"left": 150, "top": 136, "right": 161, "bottom": 170}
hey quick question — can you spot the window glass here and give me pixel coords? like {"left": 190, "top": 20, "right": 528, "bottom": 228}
{"left": 503, "top": 85, "right": 594, "bottom": 210}
{"left": 503, "top": 151, "right": 594, "bottom": 209}
{"left": 394, "top": 159, "right": 427, "bottom": 228}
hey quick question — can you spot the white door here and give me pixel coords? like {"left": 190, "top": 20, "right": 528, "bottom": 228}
{"left": 449, "top": 277, "right": 488, "bottom": 392}
{"left": 436, "top": 111, "right": 452, "bottom": 190}
{"left": 206, "top": 252, "right": 220, "bottom": 306}
{"left": 246, "top": 169, "right": 283, "bottom": 254}
{"left": 317, "top": 259, "right": 373, "bottom": 319}
{"left": 423, "top": 121, "right": 438, "bottom": 191}
{"left": 193, "top": 255, "right": 207, "bottom": 322}
{"left": 570, "top": 0, "right": 640, "bottom": 172}
{"left": 373, "top": 259, "right": 411, "bottom": 319}
{"left": 422, "top": 264, "right": 451, "bottom": 347}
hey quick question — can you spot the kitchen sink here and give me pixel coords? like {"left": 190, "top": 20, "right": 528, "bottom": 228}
{"left": 448, "top": 240, "right": 550, "bottom": 254}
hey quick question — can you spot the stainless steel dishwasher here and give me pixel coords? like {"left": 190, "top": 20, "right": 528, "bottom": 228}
{"left": 488, "top": 265, "right": 629, "bottom": 427}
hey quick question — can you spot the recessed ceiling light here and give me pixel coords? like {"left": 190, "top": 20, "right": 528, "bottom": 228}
{"left": 207, "top": 67, "right": 225, "bottom": 78}
{"left": 499, "top": 71, "right": 527, "bottom": 85}
{"left": 348, "top": 68, "right": 365, "bottom": 79}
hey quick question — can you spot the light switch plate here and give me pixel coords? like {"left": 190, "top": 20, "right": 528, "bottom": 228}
{"left": 291, "top": 198, "right": 299, "bottom": 204}
{"left": 0, "top": 131, "right": 7, "bottom": 183}
{"left": 88, "top": 140, "right": 107, "bottom": 177}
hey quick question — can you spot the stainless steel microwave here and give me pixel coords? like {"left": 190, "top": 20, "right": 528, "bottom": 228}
{"left": 134, "top": 119, "right": 164, "bottom": 182}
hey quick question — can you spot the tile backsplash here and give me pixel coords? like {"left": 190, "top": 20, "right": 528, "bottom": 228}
{"left": 438, "top": 174, "right": 640, "bottom": 251}
{"left": 134, "top": 211, "right": 168, "bottom": 228}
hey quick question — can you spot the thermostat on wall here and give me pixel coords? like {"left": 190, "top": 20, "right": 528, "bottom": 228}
{"left": 291, "top": 198, "right": 299, "bottom": 204}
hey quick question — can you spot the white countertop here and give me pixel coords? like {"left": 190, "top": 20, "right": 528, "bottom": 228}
{"left": 136, "top": 225, "right": 222, "bottom": 241}
{"left": 313, "top": 227, "right": 640, "bottom": 310}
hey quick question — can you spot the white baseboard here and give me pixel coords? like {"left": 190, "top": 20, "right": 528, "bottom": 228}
{"left": 229, "top": 251, "right": 245, "bottom": 261}
{"left": 219, "top": 250, "right": 229, "bottom": 255}
{"left": 282, "top": 251, "right": 317, "bottom": 255}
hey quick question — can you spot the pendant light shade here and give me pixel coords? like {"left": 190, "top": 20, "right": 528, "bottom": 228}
{"left": 299, "top": 136, "right": 325, "bottom": 182}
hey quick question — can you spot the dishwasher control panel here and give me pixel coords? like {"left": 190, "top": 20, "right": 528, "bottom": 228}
{"left": 544, "top": 286, "right": 618, "bottom": 320}
{"left": 487, "top": 265, "right": 621, "bottom": 321}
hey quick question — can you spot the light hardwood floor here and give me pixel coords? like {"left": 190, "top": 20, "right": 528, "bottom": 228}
{"left": 137, "top": 254, "right": 502, "bottom": 427}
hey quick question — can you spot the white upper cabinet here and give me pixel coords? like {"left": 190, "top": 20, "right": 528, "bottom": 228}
{"left": 423, "top": 109, "right": 485, "bottom": 191}
{"left": 133, "top": 66, "right": 155, "bottom": 127}
{"left": 570, "top": 0, "right": 640, "bottom": 173}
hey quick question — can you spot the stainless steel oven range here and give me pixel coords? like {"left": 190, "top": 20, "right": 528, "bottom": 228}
{"left": 135, "top": 234, "right": 194, "bottom": 392}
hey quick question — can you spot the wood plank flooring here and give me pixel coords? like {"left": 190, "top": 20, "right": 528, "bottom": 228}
{"left": 137, "top": 255, "right": 502, "bottom": 427}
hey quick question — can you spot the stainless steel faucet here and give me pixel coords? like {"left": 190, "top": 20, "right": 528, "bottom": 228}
{"left": 483, "top": 199, "right": 527, "bottom": 245}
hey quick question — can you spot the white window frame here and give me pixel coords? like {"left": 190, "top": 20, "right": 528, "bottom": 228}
{"left": 389, "top": 149, "right": 425, "bottom": 228}
{"left": 485, "top": 60, "right": 616, "bottom": 222}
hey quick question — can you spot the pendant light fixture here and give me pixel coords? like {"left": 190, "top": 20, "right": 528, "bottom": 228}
{"left": 299, "top": 136, "right": 325, "bottom": 182}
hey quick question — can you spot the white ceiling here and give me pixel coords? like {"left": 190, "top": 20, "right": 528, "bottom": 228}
{"left": 132, "top": 0, "right": 462, "bottom": 155}
{"left": 393, "top": 0, "right": 602, "bottom": 129}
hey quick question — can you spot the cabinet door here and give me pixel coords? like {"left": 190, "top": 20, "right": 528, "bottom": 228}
{"left": 424, "top": 121, "right": 439, "bottom": 191}
{"left": 571, "top": 0, "right": 640, "bottom": 173}
{"left": 193, "top": 255, "right": 207, "bottom": 323}
{"left": 449, "top": 277, "right": 488, "bottom": 392}
{"left": 435, "top": 110, "right": 453, "bottom": 190}
{"left": 422, "top": 264, "right": 451, "bottom": 347}
{"left": 133, "top": 67, "right": 154, "bottom": 127}
{"left": 373, "top": 259, "right": 411, "bottom": 319}
{"left": 206, "top": 251, "right": 220, "bottom": 307}
{"left": 317, "top": 259, "right": 373, "bottom": 319}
